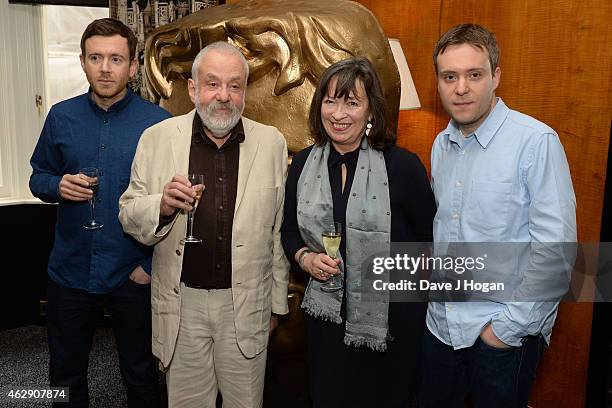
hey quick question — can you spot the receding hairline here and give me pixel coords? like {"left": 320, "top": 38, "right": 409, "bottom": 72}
{"left": 191, "top": 41, "right": 249, "bottom": 84}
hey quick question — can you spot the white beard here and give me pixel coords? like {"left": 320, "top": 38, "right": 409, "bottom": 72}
{"left": 196, "top": 98, "right": 244, "bottom": 138}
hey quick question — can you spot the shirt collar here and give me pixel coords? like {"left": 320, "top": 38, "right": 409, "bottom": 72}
{"left": 87, "top": 86, "right": 134, "bottom": 114}
{"left": 192, "top": 113, "right": 245, "bottom": 147}
{"left": 443, "top": 97, "right": 509, "bottom": 149}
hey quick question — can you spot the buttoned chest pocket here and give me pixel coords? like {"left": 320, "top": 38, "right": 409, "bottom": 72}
{"left": 467, "top": 181, "right": 512, "bottom": 230}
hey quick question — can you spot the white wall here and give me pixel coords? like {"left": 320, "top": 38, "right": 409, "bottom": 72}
{"left": 44, "top": 5, "right": 108, "bottom": 107}
{"left": 0, "top": 2, "right": 108, "bottom": 204}
{"left": 0, "top": 0, "right": 46, "bottom": 203}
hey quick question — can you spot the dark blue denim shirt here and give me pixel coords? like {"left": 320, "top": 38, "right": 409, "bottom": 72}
{"left": 29, "top": 88, "right": 171, "bottom": 294}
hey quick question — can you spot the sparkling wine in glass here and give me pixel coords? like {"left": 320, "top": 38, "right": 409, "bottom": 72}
{"left": 321, "top": 222, "right": 342, "bottom": 292}
{"left": 183, "top": 173, "right": 204, "bottom": 243}
{"left": 80, "top": 167, "right": 103, "bottom": 230}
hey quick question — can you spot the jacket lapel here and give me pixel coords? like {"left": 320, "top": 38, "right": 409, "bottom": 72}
{"left": 170, "top": 110, "right": 196, "bottom": 176}
{"left": 235, "top": 117, "right": 260, "bottom": 214}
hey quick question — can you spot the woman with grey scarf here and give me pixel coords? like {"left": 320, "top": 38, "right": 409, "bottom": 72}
{"left": 281, "top": 57, "right": 436, "bottom": 407}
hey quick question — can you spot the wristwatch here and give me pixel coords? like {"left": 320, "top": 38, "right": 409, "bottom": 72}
{"left": 298, "top": 249, "right": 312, "bottom": 270}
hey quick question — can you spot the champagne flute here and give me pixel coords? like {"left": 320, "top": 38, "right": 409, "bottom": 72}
{"left": 80, "top": 167, "right": 103, "bottom": 230}
{"left": 320, "top": 222, "right": 342, "bottom": 292}
{"left": 183, "top": 173, "right": 204, "bottom": 243}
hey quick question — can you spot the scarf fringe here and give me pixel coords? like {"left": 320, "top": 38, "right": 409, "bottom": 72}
{"left": 344, "top": 333, "right": 388, "bottom": 352}
{"left": 297, "top": 141, "right": 391, "bottom": 352}
{"left": 301, "top": 296, "right": 343, "bottom": 324}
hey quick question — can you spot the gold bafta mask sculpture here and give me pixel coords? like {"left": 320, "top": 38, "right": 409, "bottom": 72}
{"left": 144, "top": 0, "right": 399, "bottom": 154}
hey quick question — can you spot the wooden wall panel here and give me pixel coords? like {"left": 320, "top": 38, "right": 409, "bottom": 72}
{"left": 226, "top": 0, "right": 609, "bottom": 405}
{"left": 357, "top": 0, "right": 611, "bottom": 407}
{"left": 437, "top": 0, "right": 611, "bottom": 243}
{"left": 438, "top": 1, "right": 609, "bottom": 406}
{"left": 357, "top": 0, "right": 444, "bottom": 170}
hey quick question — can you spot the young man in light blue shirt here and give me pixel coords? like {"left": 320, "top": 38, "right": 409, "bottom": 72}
{"left": 420, "top": 23, "right": 576, "bottom": 407}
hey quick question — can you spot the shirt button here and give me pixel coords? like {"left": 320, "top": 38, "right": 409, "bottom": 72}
{"left": 217, "top": 177, "right": 223, "bottom": 183}
{"left": 99, "top": 171, "right": 104, "bottom": 176}
{"left": 103, "top": 119, "right": 108, "bottom": 124}
{"left": 217, "top": 236, "right": 223, "bottom": 241}
{"left": 97, "top": 198, "right": 101, "bottom": 203}
{"left": 452, "top": 213, "right": 459, "bottom": 219}
{"left": 456, "top": 181, "right": 463, "bottom": 187}
{"left": 219, "top": 205, "right": 223, "bottom": 210}
{"left": 101, "top": 144, "right": 106, "bottom": 149}
{"left": 175, "top": 249, "right": 181, "bottom": 256}
{"left": 216, "top": 264, "right": 221, "bottom": 269}
{"left": 173, "top": 287, "right": 179, "bottom": 294}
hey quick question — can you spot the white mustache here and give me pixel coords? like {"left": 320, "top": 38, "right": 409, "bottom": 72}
{"left": 205, "top": 100, "right": 240, "bottom": 116}
{"left": 198, "top": 99, "right": 244, "bottom": 137}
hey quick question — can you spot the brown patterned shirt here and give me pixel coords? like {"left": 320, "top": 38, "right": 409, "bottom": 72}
{"left": 180, "top": 114, "right": 244, "bottom": 289}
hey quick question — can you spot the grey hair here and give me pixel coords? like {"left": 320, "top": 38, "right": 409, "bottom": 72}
{"left": 191, "top": 41, "right": 250, "bottom": 84}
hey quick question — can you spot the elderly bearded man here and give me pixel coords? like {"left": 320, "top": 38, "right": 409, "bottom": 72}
{"left": 119, "top": 41, "right": 289, "bottom": 408}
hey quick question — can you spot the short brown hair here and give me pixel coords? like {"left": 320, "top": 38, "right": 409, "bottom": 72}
{"left": 80, "top": 18, "right": 137, "bottom": 61}
{"left": 433, "top": 23, "right": 499, "bottom": 75}
{"left": 309, "top": 57, "right": 394, "bottom": 150}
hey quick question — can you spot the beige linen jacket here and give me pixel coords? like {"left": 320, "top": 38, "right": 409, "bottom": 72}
{"left": 119, "top": 110, "right": 289, "bottom": 367}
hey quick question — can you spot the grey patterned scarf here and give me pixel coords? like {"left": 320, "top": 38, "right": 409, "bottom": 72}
{"left": 297, "top": 138, "right": 391, "bottom": 351}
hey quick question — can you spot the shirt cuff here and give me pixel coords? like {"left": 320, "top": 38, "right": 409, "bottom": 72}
{"left": 156, "top": 210, "right": 179, "bottom": 233}
{"left": 52, "top": 176, "right": 63, "bottom": 202}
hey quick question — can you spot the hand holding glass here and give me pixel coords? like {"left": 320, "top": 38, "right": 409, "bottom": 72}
{"left": 184, "top": 174, "right": 204, "bottom": 243}
{"left": 320, "top": 222, "right": 342, "bottom": 292}
{"left": 80, "top": 167, "right": 103, "bottom": 230}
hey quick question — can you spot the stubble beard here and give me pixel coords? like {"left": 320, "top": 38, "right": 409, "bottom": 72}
{"left": 89, "top": 74, "right": 129, "bottom": 106}
{"left": 92, "top": 84, "right": 124, "bottom": 101}
{"left": 449, "top": 97, "right": 496, "bottom": 134}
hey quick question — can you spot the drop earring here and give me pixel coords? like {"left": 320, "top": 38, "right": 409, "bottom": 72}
{"left": 365, "top": 121, "right": 373, "bottom": 136}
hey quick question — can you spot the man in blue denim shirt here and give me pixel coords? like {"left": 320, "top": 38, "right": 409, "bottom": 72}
{"left": 420, "top": 24, "right": 576, "bottom": 407}
{"left": 29, "top": 19, "right": 170, "bottom": 407}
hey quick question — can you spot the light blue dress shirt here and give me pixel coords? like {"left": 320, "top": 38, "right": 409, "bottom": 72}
{"left": 427, "top": 98, "right": 577, "bottom": 349}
